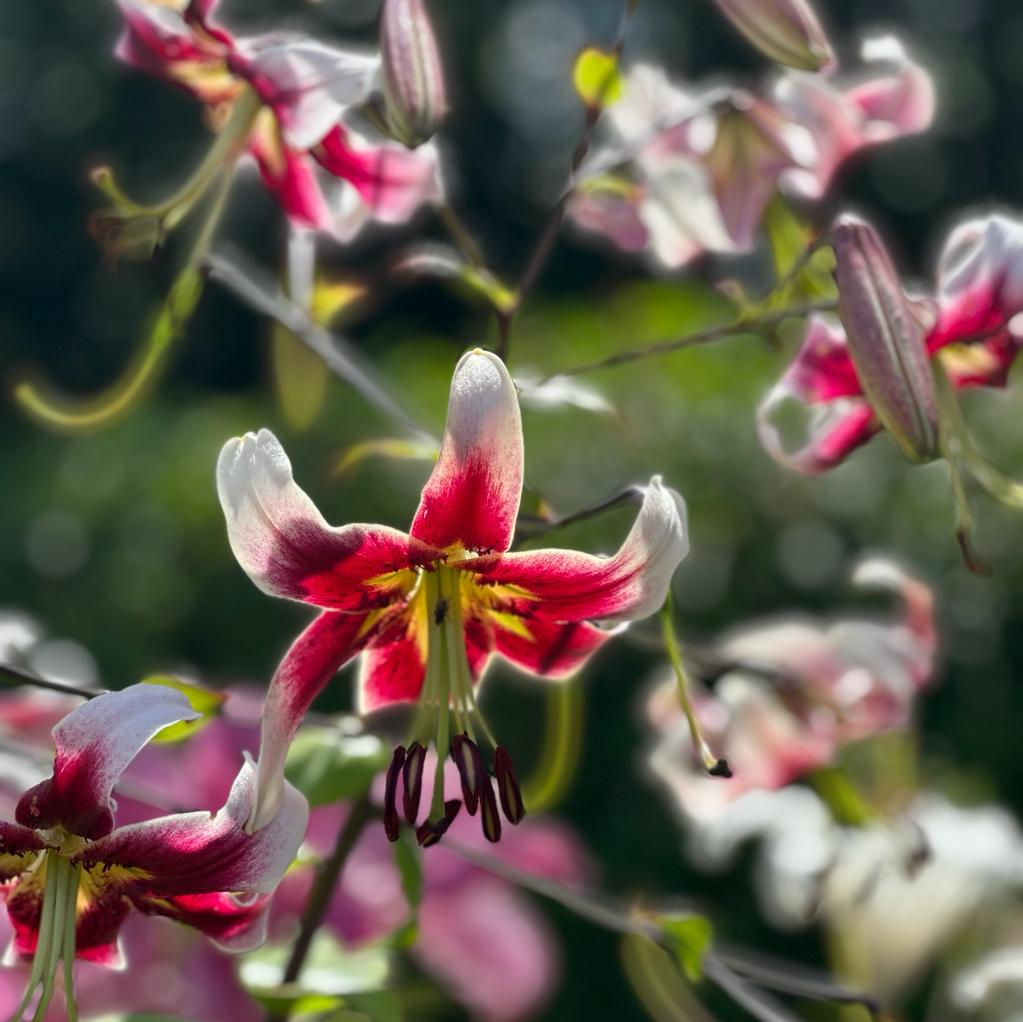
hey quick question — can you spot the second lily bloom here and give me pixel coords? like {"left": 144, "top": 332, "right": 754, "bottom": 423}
{"left": 218, "top": 350, "right": 689, "bottom": 844}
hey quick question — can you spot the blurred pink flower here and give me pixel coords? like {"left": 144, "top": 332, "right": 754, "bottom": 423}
{"left": 115, "top": 0, "right": 442, "bottom": 239}
{"left": 570, "top": 38, "right": 933, "bottom": 269}
{"left": 760, "top": 213, "right": 1023, "bottom": 473}
{"left": 713, "top": 0, "right": 834, "bottom": 72}
{"left": 645, "top": 559, "right": 936, "bottom": 817}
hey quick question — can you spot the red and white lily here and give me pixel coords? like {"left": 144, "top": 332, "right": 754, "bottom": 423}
{"left": 760, "top": 213, "right": 1023, "bottom": 473}
{"left": 217, "top": 349, "right": 689, "bottom": 844}
{"left": 570, "top": 38, "right": 933, "bottom": 269}
{"left": 0, "top": 683, "right": 307, "bottom": 1021}
{"left": 115, "top": 0, "right": 442, "bottom": 239}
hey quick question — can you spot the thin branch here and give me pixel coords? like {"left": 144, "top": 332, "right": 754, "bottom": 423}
{"left": 0, "top": 663, "right": 103, "bottom": 701}
{"left": 206, "top": 248, "right": 436, "bottom": 445}
{"left": 266, "top": 795, "right": 377, "bottom": 1021}
{"left": 541, "top": 300, "right": 838, "bottom": 381}
{"left": 498, "top": 0, "right": 638, "bottom": 360}
{"left": 513, "top": 485, "right": 643, "bottom": 545}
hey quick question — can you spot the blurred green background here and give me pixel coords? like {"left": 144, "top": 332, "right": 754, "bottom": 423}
{"left": 3, "top": 0, "right": 1023, "bottom": 1018}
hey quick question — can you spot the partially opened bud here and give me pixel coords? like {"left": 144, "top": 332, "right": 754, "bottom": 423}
{"left": 832, "top": 214, "right": 939, "bottom": 463}
{"left": 713, "top": 0, "right": 834, "bottom": 72}
{"left": 380, "top": 0, "right": 447, "bottom": 149}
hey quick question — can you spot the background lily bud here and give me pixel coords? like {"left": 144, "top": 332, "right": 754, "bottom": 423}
{"left": 380, "top": 0, "right": 447, "bottom": 149}
{"left": 713, "top": 0, "right": 834, "bottom": 72}
{"left": 832, "top": 214, "right": 940, "bottom": 463}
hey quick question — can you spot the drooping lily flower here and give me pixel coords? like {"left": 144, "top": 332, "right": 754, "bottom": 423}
{"left": 645, "top": 559, "right": 936, "bottom": 817}
{"left": 760, "top": 213, "right": 1023, "bottom": 473}
{"left": 569, "top": 38, "right": 932, "bottom": 269}
{"left": 217, "top": 349, "right": 689, "bottom": 844}
{"left": 0, "top": 683, "right": 307, "bottom": 1021}
{"left": 114, "top": 0, "right": 442, "bottom": 240}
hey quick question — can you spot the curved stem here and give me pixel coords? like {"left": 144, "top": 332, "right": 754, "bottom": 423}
{"left": 520, "top": 676, "right": 583, "bottom": 812}
{"left": 13, "top": 168, "right": 235, "bottom": 433}
{"left": 0, "top": 663, "right": 103, "bottom": 701}
{"left": 540, "top": 299, "right": 838, "bottom": 382}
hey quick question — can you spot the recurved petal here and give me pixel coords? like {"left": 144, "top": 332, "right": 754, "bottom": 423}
{"left": 132, "top": 891, "right": 272, "bottom": 953}
{"left": 251, "top": 610, "right": 377, "bottom": 831}
{"left": 487, "top": 613, "right": 612, "bottom": 679}
{"left": 314, "top": 125, "right": 442, "bottom": 224}
{"left": 411, "top": 350, "right": 524, "bottom": 554}
{"left": 239, "top": 39, "right": 380, "bottom": 151}
{"left": 756, "top": 316, "right": 879, "bottom": 473}
{"left": 0, "top": 823, "right": 46, "bottom": 880}
{"left": 464, "top": 478, "right": 688, "bottom": 624}
{"left": 217, "top": 428, "right": 436, "bottom": 611}
{"left": 15, "top": 685, "right": 199, "bottom": 840}
{"left": 77, "top": 756, "right": 308, "bottom": 902}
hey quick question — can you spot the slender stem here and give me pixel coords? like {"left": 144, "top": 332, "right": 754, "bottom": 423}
{"left": 266, "top": 796, "right": 376, "bottom": 1021}
{"left": 206, "top": 247, "right": 436, "bottom": 444}
{"left": 437, "top": 204, "right": 485, "bottom": 269}
{"left": 541, "top": 300, "right": 838, "bottom": 382}
{"left": 0, "top": 663, "right": 103, "bottom": 701}
{"left": 513, "top": 485, "right": 642, "bottom": 545}
{"left": 497, "top": 0, "right": 637, "bottom": 361}
{"left": 520, "top": 676, "right": 583, "bottom": 812}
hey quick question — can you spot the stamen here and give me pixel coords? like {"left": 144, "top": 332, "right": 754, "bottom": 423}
{"left": 478, "top": 777, "right": 502, "bottom": 844}
{"left": 383, "top": 746, "right": 406, "bottom": 843}
{"left": 493, "top": 746, "right": 525, "bottom": 825}
{"left": 402, "top": 741, "right": 427, "bottom": 824}
{"left": 451, "top": 734, "right": 484, "bottom": 815}
{"left": 415, "top": 799, "right": 462, "bottom": 848}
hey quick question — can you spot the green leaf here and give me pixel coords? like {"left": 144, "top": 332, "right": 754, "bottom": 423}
{"left": 284, "top": 725, "right": 390, "bottom": 806}
{"left": 330, "top": 437, "right": 438, "bottom": 479}
{"left": 142, "top": 675, "right": 226, "bottom": 744}
{"left": 241, "top": 933, "right": 392, "bottom": 1001}
{"left": 272, "top": 323, "right": 330, "bottom": 432}
{"left": 345, "top": 991, "right": 403, "bottom": 1022}
{"left": 387, "top": 830, "right": 422, "bottom": 948}
{"left": 572, "top": 47, "right": 623, "bottom": 109}
{"left": 398, "top": 245, "right": 516, "bottom": 314}
{"left": 658, "top": 912, "right": 714, "bottom": 982}
{"left": 762, "top": 197, "right": 836, "bottom": 305}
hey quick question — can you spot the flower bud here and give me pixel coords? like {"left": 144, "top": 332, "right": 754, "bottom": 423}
{"left": 713, "top": 0, "right": 834, "bottom": 72}
{"left": 380, "top": 0, "right": 447, "bottom": 149}
{"left": 832, "top": 214, "right": 939, "bottom": 463}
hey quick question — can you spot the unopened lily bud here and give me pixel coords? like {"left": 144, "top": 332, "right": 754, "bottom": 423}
{"left": 380, "top": 0, "right": 447, "bottom": 149}
{"left": 713, "top": 0, "right": 834, "bottom": 72}
{"left": 832, "top": 214, "right": 939, "bottom": 463}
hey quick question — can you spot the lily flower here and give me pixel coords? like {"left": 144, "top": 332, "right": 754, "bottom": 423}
{"left": 569, "top": 38, "right": 932, "bottom": 269}
{"left": 217, "top": 349, "right": 689, "bottom": 844}
{"left": 760, "top": 213, "right": 1023, "bottom": 473}
{"left": 114, "top": 0, "right": 442, "bottom": 240}
{"left": 0, "top": 684, "right": 307, "bottom": 1021}
{"left": 712, "top": 0, "right": 834, "bottom": 72}
{"left": 645, "top": 559, "right": 935, "bottom": 817}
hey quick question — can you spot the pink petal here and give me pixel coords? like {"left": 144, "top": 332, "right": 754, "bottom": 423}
{"left": 415, "top": 878, "right": 559, "bottom": 1022}
{"left": 777, "top": 36, "right": 935, "bottom": 201}
{"left": 757, "top": 317, "right": 880, "bottom": 473}
{"left": 77, "top": 757, "right": 308, "bottom": 909}
{"left": 463, "top": 478, "right": 688, "bottom": 623}
{"left": 568, "top": 188, "right": 651, "bottom": 255}
{"left": 475, "top": 609, "right": 612, "bottom": 679}
{"left": 132, "top": 891, "right": 272, "bottom": 953}
{"left": 237, "top": 39, "right": 378, "bottom": 151}
{"left": 251, "top": 610, "right": 377, "bottom": 830}
{"left": 15, "top": 685, "right": 199, "bottom": 840}
{"left": 314, "top": 125, "right": 442, "bottom": 224}
{"left": 248, "top": 118, "right": 337, "bottom": 233}
{"left": 411, "top": 350, "right": 524, "bottom": 555}
{"left": 358, "top": 605, "right": 427, "bottom": 713}
{"left": 217, "top": 428, "right": 438, "bottom": 611}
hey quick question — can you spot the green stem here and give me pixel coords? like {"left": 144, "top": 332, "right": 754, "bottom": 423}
{"left": 659, "top": 594, "right": 722, "bottom": 774}
{"left": 520, "top": 676, "right": 583, "bottom": 812}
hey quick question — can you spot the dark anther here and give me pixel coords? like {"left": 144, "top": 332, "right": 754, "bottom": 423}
{"left": 383, "top": 745, "right": 407, "bottom": 842}
{"left": 451, "top": 733, "right": 484, "bottom": 815}
{"left": 433, "top": 598, "right": 450, "bottom": 625}
{"left": 402, "top": 741, "right": 427, "bottom": 824}
{"left": 493, "top": 746, "right": 525, "bottom": 824}
{"left": 416, "top": 799, "right": 462, "bottom": 848}
{"left": 708, "top": 758, "right": 733, "bottom": 778}
{"left": 478, "top": 776, "right": 502, "bottom": 843}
